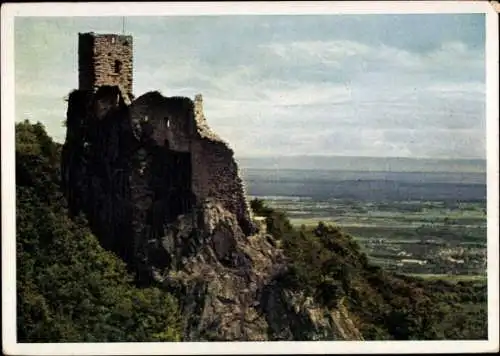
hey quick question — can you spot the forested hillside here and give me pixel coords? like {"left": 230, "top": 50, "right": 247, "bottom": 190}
{"left": 16, "top": 121, "right": 182, "bottom": 342}
{"left": 15, "top": 121, "right": 487, "bottom": 342}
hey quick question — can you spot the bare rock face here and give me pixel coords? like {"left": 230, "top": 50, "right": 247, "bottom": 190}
{"left": 61, "top": 86, "right": 362, "bottom": 341}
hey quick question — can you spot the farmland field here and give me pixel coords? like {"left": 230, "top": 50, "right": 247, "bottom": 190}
{"left": 240, "top": 166, "right": 487, "bottom": 279}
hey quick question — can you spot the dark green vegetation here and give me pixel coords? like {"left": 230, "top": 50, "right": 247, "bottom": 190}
{"left": 16, "top": 121, "right": 182, "bottom": 342}
{"left": 250, "top": 198, "right": 488, "bottom": 340}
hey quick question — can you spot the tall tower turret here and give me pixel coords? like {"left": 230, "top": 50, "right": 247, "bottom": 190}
{"left": 78, "top": 32, "right": 133, "bottom": 100}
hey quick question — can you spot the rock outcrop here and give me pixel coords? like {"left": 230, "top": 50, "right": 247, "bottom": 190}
{"left": 61, "top": 86, "right": 363, "bottom": 341}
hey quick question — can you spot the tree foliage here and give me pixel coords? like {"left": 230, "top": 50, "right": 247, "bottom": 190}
{"left": 250, "top": 198, "right": 488, "bottom": 340}
{"left": 250, "top": 198, "right": 294, "bottom": 239}
{"left": 16, "top": 121, "right": 182, "bottom": 342}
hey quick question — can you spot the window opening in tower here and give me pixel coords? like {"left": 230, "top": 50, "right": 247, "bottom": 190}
{"left": 114, "top": 60, "right": 123, "bottom": 74}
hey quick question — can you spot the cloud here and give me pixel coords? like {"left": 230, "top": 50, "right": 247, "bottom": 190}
{"left": 262, "top": 40, "right": 371, "bottom": 68}
{"left": 14, "top": 15, "right": 487, "bottom": 159}
{"left": 262, "top": 38, "right": 484, "bottom": 80}
{"left": 162, "top": 37, "right": 485, "bottom": 158}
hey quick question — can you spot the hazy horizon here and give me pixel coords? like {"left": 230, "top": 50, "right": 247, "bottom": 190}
{"left": 237, "top": 154, "right": 486, "bottom": 161}
{"left": 236, "top": 155, "right": 486, "bottom": 173}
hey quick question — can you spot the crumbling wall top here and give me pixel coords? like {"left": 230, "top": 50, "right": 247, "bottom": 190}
{"left": 79, "top": 32, "right": 133, "bottom": 45}
{"left": 194, "top": 94, "right": 224, "bottom": 143}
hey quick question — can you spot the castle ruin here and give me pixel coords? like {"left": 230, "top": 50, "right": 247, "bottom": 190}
{"left": 60, "top": 32, "right": 361, "bottom": 341}
{"left": 62, "top": 32, "right": 256, "bottom": 283}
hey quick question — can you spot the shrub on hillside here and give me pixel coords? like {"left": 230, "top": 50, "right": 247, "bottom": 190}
{"left": 16, "top": 121, "right": 182, "bottom": 342}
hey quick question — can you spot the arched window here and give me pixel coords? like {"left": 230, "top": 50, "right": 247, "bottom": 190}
{"left": 114, "top": 60, "right": 122, "bottom": 74}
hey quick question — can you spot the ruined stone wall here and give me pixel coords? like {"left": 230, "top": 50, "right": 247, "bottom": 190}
{"left": 191, "top": 139, "right": 253, "bottom": 234}
{"left": 191, "top": 95, "right": 254, "bottom": 234}
{"left": 78, "top": 35, "right": 95, "bottom": 94}
{"left": 63, "top": 84, "right": 255, "bottom": 284}
{"left": 129, "top": 92, "right": 193, "bottom": 151}
{"left": 78, "top": 33, "right": 133, "bottom": 101}
{"left": 128, "top": 92, "right": 254, "bottom": 235}
{"left": 62, "top": 86, "right": 137, "bottom": 266}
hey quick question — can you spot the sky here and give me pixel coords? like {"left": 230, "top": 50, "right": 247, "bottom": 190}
{"left": 14, "top": 14, "right": 486, "bottom": 159}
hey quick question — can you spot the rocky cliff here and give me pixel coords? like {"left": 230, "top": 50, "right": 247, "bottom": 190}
{"left": 61, "top": 85, "right": 363, "bottom": 341}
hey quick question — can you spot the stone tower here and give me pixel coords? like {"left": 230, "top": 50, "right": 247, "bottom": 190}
{"left": 78, "top": 32, "right": 133, "bottom": 100}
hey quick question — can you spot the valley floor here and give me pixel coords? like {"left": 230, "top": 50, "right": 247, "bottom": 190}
{"left": 250, "top": 196, "right": 487, "bottom": 280}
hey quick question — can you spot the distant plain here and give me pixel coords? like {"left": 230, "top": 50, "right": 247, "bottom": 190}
{"left": 240, "top": 157, "right": 487, "bottom": 279}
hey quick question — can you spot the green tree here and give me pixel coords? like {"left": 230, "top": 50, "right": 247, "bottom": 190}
{"left": 250, "top": 198, "right": 294, "bottom": 239}
{"left": 16, "top": 121, "right": 182, "bottom": 342}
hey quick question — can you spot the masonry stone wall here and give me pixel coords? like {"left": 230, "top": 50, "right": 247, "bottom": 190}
{"left": 62, "top": 87, "right": 137, "bottom": 266}
{"left": 191, "top": 139, "right": 254, "bottom": 234}
{"left": 78, "top": 33, "right": 134, "bottom": 101}
{"left": 128, "top": 91, "right": 254, "bottom": 235}
{"left": 129, "top": 92, "right": 193, "bottom": 151}
{"left": 192, "top": 94, "right": 254, "bottom": 233}
{"left": 71, "top": 32, "right": 256, "bottom": 279}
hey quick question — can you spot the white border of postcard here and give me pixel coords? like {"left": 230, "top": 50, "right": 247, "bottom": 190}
{"left": 2, "top": 1, "right": 499, "bottom": 355}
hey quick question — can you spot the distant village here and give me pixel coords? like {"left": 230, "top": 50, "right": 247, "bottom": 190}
{"left": 363, "top": 238, "right": 486, "bottom": 276}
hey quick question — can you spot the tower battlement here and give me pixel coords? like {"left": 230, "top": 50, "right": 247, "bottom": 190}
{"left": 78, "top": 32, "right": 133, "bottom": 100}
